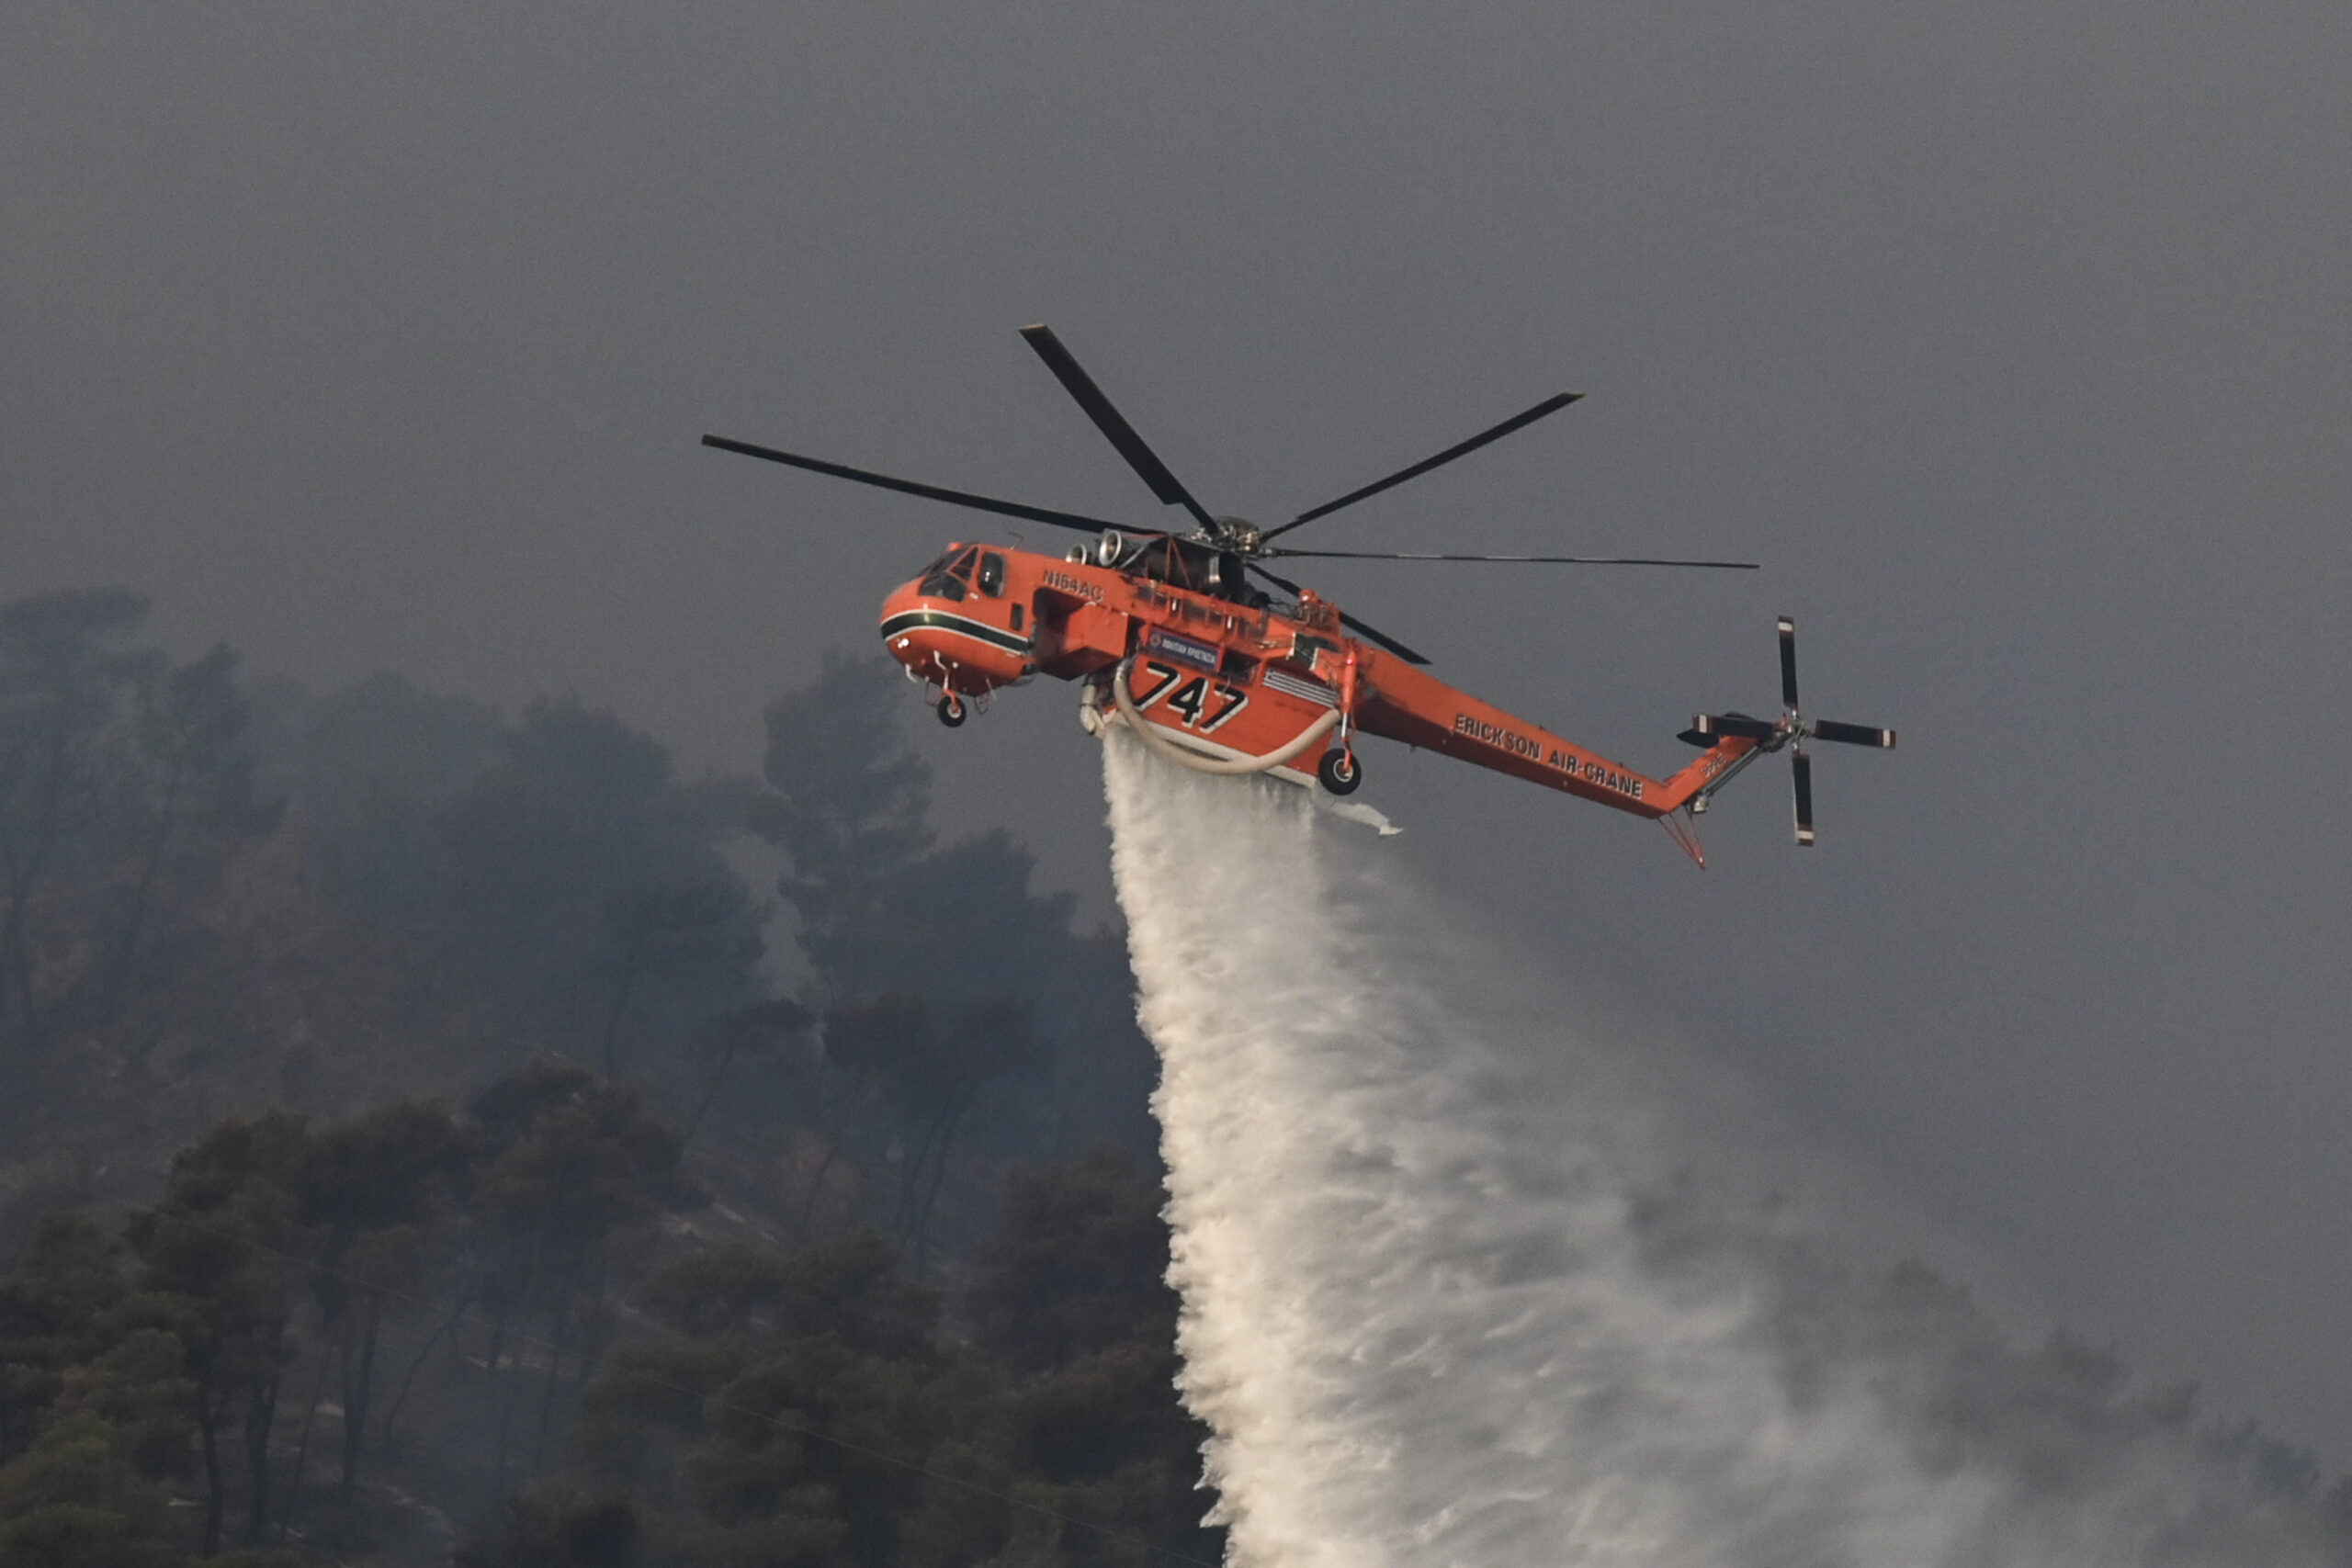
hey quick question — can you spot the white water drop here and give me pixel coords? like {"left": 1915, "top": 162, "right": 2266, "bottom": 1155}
{"left": 1102, "top": 733, "right": 2328, "bottom": 1568}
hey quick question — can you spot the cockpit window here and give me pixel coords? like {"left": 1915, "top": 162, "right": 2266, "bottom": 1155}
{"left": 918, "top": 547, "right": 970, "bottom": 602}
{"left": 978, "top": 553, "right": 1006, "bottom": 596}
{"left": 948, "top": 548, "right": 979, "bottom": 581}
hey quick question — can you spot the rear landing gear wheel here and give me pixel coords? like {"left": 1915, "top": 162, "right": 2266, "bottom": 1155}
{"left": 936, "top": 694, "right": 967, "bottom": 728}
{"left": 1317, "top": 747, "right": 1361, "bottom": 795}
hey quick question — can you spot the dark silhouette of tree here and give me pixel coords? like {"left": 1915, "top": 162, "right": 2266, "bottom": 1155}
{"left": 435, "top": 698, "right": 763, "bottom": 1077}
{"left": 752, "top": 656, "right": 1082, "bottom": 1003}
{"left": 0, "top": 1412, "right": 183, "bottom": 1568}
{"left": 971, "top": 1149, "right": 1180, "bottom": 1377}
{"left": 0, "top": 1207, "right": 238, "bottom": 1565}
{"left": 634, "top": 1230, "right": 939, "bottom": 1363}
{"left": 0, "top": 1213, "right": 138, "bottom": 1460}
{"left": 0, "top": 589, "right": 153, "bottom": 1060}
{"left": 752, "top": 654, "right": 1157, "bottom": 1185}
{"left": 288, "top": 670, "right": 503, "bottom": 922}
{"left": 795, "top": 994, "right": 926, "bottom": 1243}
{"left": 971, "top": 1150, "right": 1222, "bottom": 1568}
{"left": 611, "top": 1234, "right": 953, "bottom": 1567}
{"left": 464, "top": 1062, "right": 692, "bottom": 1493}
{"left": 595, "top": 878, "right": 760, "bottom": 1081}
{"left": 686, "top": 1332, "right": 953, "bottom": 1568}
{"left": 632, "top": 1242, "right": 795, "bottom": 1343}
{"left": 0, "top": 1212, "right": 198, "bottom": 1479}
{"left": 457, "top": 1487, "right": 641, "bottom": 1568}
{"left": 570, "top": 1162, "right": 1221, "bottom": 1568}
{"left": 682, "top": 997, "right": 815, "bottom": 1145}
{"left": 868, "top": 832, "right": 1080, "bottom": 1007}
{"left": 888, "top": 998, "right": 1053, "bottom": 1276}
{"left": 798, "top": 992, "right": 1053, "bottom": 1263}
{"left": 125, "top": 1111, "right": 312, "bottom": 1552}
{"left": 290, "top": 1099, "right": 460, "bottom": 1506}
{"left": 570, "top": 1229, "right": 941, "bottom": 1551}
{"left": 750, "top": 652, "right": 933, "bottom": 1001}
{"left": 99, "top": 641, "right": 282, "bottom": 1019}
{"left": 0, "top": 591, "right": 277, "bottom": 1105}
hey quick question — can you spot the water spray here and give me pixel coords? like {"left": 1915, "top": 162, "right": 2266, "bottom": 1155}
{"left": 1102, "top": 735, "right": 2327, "bottom": 1568}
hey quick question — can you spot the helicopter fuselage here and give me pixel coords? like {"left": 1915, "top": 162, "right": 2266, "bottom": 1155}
{"left": 879, "top": 536, "right": 1764, "bottom": 818}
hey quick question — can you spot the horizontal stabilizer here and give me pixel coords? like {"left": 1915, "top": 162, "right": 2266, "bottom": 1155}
{"left": 1690, "top": 712, "right": 1777, "bottom": 741}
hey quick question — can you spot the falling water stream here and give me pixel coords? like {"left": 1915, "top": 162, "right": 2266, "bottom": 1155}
{"left": 1101, "top": 734, "right": 2325, "bottom": 1568}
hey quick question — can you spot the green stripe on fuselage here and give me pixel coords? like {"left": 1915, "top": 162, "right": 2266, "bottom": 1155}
{"left": 879, "top": 610, "right": 1034, "bottom": 656}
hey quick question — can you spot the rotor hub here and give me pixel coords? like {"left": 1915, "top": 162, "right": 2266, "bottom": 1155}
{"left": 1212, "top": 516, "right": 1263, "bottom": 553}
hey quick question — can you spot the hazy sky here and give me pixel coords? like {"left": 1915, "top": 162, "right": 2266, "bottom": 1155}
{"left": 6, "top": 6, "right": 2350, "bottom": 1458}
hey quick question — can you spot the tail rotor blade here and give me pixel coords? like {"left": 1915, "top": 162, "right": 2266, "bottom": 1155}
{"left": 1792, "top": 748, "right": 1815, "bottom": 847}
{"left": 1811, "top": 718, "right": 1898, "bottom": 750}
{"left": 1778, "top": 615, "right": 1800, "bottom": 709}
{"left": 1020, "top": 324, "right": 1217, "bottom": 533}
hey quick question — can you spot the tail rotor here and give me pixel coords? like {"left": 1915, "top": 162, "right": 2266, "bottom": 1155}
{"left": 1686, "top": 617, "right": 1897, "bottom": 846}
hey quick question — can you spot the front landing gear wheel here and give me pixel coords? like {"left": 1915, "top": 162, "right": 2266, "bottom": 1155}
{"left": 1317, "top": 747, "right": 1362, "bottom": 795}
{"left": 935, "top": 694, "right": 967, "bottom": 728}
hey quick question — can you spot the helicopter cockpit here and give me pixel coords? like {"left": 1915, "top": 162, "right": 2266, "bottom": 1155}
{"left": 914, "top": 546, "right": 1011, "bottom": 603}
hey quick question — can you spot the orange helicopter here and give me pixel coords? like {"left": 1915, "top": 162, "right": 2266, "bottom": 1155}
{"left": 705, "top": 325, "right": 1894, "bottom": 867}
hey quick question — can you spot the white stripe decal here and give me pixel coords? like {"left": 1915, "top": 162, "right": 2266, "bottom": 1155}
{"left": 1263, "top": 668, "right": 1339, "bottom": 707}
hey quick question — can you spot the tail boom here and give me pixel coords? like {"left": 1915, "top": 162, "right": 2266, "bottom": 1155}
{"left": 1351, "top": 650, "right": 1755, "bottom": 819}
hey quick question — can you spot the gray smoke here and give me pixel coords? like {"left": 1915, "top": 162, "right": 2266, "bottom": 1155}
{"left": 1102, "top": 734, "right": 2335, "bottom": 1568}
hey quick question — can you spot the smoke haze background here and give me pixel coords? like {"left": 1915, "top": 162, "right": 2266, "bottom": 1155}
{"left": 5, "top": 1, "right": 2350, "bottom": 1461}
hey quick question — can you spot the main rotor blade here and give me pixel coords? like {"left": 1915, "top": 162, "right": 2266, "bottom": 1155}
{"left": 1810, "top": 719, "right": 1898, "bottom": 750}
{"left": 1263, "top": 548, "right": 1758, "bottom": 569}
{"left": 1246, "top": 564, "right": 1433, "bottom": 666}
{"left": 701, "top": 434, "right": 1129, "bottom": 536}
{"left": 1019, "top": 324, "right": 1218, "bottom": 533}
{"left": 1778, "top": 615, "right": 1800, "bottom": 709}
{"left": 1265, "top": 391, "right": 1583, "bottom": 541}
{"left": 1792, "top": 749, "right": 1815, "bottom": 846}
